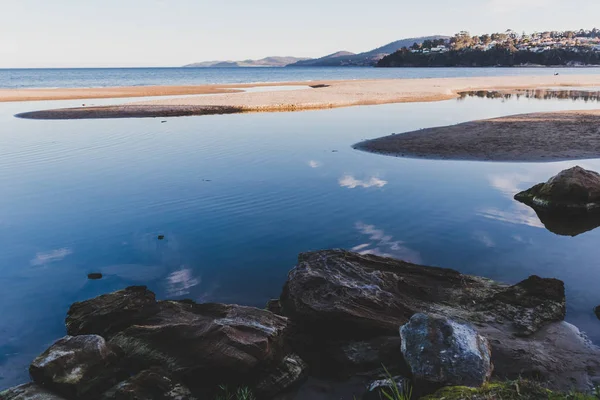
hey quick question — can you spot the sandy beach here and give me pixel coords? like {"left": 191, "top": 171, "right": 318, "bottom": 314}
{"left": 11, "top": 75, "right": 600, "bottom": 119}
{"left": 355, "top": 110, "right": 600, "bottom": 162}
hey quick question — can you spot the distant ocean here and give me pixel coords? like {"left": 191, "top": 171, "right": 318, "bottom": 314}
{"left": 3, "top": 66, "right": 600, "bottom": 89}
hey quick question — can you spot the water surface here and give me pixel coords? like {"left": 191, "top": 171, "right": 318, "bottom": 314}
{"left": 1, "top": 94, "right": 600, "bottom": 388}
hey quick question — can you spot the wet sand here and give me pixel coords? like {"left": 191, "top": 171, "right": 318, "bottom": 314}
{"left": 11, "top": 75, "right": 600, "bottom": 119}
{"left": 354, "top": 110, "right": 600, "bottom": 162}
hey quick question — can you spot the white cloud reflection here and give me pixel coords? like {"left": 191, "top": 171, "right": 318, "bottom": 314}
{"left": 30, "top": 248, "right": 73, "bottom": 266}
{"left": 308, "top": 160, "right": 321, "bottom": 168}
{"left": 353, "top": 222, "right": 422, "bottom": 263}
{"left": 339, "top": 175, "right": 387, "bottom": 189}
{"left": 166, "top": 268, "right": 200, "bottom": 297}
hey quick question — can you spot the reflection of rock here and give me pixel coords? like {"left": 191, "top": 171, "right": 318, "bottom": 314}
{"left": 531, "top": 207, "right": 600, "bottom": 236}
{"left": 595, "top": 306, "right": 600, "bottom": 320}
{"left": 400, "top": 313, "right": 493, "bottom": 388}
{"left": 515, "top": 166, "right": 600, "bottom": 210}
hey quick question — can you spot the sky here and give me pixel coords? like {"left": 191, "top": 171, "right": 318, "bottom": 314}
{"left": 2, "top": 0, "right": 600, "bottom": 68}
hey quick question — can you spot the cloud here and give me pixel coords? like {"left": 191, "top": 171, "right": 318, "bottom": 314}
{"left": 354, "top": 222, "right": 422, "bottom": 263}
{"left": 339, "top": 175, "right": 387, "bottom": 189}
{"left": 478, "top": 205, "right": 544, "bottom": 229}
{"left": 30, "top": 248, "right": 73, "bottom": 266}
{"left": 473, "top": 231, "right": 495, "bottom": 248}
{"left": 308, "top": 160, "right": 321, "bottom": 168}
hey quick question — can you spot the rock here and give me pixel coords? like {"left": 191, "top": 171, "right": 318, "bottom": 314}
{"left": 108, "top": 301, "right": 289, "bottom": 387}
{"left": 29, "top": 335, "right": 119, "bottom": 399}
{"left": 266, "top": 299, "right": 283, "bottom": 315}
{"left": 101, "top": 369, "right": 196, "bottom": 400}
{"left": 280, "top": 250, "right": 598, "bottom": 392}
{"left": 280, "top": 250, "right": 564, "bottom": 339}
{"left": 255, "top": 354, "right": 308, "bottom": 398}
{"left": 66, "top": 286, "right": 159, "bottom": 338}
{"left": 0, "top": 383, "right": 68, "bottom": 399}
{"left": 88, "top": 273, "right": 103, "bottom": 280}
{"left": 400, "top": 313, "right": 493, "bottom": 388}
{"left": 157, "top": 235, "right": 165, "bottom": 240}
{"left": 492, "top": 275, "right": 565, "bottom": 336}
{"left": 363, "top": 375, "right": 407, "bottom": 400}
{"left": 595, "top": 306, "right": 600, "bottom": 320}
{"left": 514, "top": 166, "right": 600, "bottom": 210}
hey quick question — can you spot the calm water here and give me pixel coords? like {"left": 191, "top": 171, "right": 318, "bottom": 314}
{"left": 2, "top": 92, "right": 600, "bottom": 388}
{"left": 3, "top": 66, "right": 600, "bottom": 88}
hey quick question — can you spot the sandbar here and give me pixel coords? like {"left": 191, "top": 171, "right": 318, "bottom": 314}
{"left": 354, "top": 110, "right": 600, "bottom": 162}
{"left": 12, "top": 75, "right": 600, "bottom": 119}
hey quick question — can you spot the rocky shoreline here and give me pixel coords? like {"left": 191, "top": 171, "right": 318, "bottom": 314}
{"left": 3, "top": 249, "right": 599, "bottom": 400}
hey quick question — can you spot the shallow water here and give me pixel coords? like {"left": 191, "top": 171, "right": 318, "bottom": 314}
{"left": 2, "top": 94, "right": 600, "bottom": 388}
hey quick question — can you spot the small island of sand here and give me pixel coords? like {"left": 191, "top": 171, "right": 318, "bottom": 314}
{"left": 354, "top": 110, "right": 600, "bottom": 162}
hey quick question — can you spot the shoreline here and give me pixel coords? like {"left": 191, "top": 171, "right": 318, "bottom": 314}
{"left": 354, "top": 110, "right": 600, "bottom": 162}
{"left": 9, "top": 75, "right": 600, "bottom": 120}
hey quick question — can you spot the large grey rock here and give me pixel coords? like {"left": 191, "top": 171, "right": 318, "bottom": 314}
{"left": 254, "top": 354, "right": 308, "bottom": 398}
{"left": 29, "top": 335, "right": 119, "bottom": 399}
{"left": 66, "top": 286, "right": 158, "bottom": 338}
{"left": 0, "top": 383, "right": 67, "bottom": 400}
{"left": 280, "top": 250, "right": 599, "bottom": 392}
{"left": 515, "top": 166, "right": 600, "bottom": 210}
{"left": 400, "top": 313, "right": 493, "bottom": 388}
{"left": 101, "top": 369, "right": 196, "bottom": 400}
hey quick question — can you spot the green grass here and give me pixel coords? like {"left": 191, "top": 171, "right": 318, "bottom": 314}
{"left": 215, "top": 385, "right": 256, "bottom": 400}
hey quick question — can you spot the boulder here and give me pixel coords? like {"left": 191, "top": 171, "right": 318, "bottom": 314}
{"left": 514, "top": 166, "right": 600, "bottom": 211}
{"left": 29, "top": 335, "right": 119, "bottom": 399}
{"left": 280, "top": 250, "right": 599, "bottom": 392}
{"left": 254, "top": 354, "right": 308, "bottom": 398}
{"left": 101, "top": 369, "right": 196, "bottom": 400}
{"left": 108, "top": 301, "right": 289, "bottom": 387}
{"left": 66, "top": 286, "right": 158, "bottom": 338}
{"left": 0, "top": 383, "right": 67, "bottom": 400}
{"left": 400, "top": 313, "right": 493, "bottom": 388}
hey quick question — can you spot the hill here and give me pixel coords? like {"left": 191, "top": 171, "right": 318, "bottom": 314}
{"left": 183, "top": 56, "right": 309, "bottom": 68}
{"left": 287, "top": 36, "right": 449, "bottom": 67}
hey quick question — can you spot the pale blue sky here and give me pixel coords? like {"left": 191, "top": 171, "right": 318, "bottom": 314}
{"left": 2, "top": 0, "right": 599, "bottom": 68}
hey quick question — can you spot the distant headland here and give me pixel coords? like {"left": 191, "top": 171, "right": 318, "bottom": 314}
{"left": 378, "top": 28, "right": 600, "bottom": 67}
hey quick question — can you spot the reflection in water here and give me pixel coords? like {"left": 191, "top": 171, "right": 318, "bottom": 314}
{"left": 339, "top": 175, "right": 387, "bottom": 189}
{"left": 353, "top": 222, "right": 421, "bottom": 263}
{"left": 30, "top": 248, "right": 73, "bottom": 266}
{"left": 459, "top": 88, "right": 600, "bottom": 102}
{"left": 523, "top": 206, "right": 600, "bottom": 237}
{"left": 166, "top": 268, "right": 200, "bottom": 297}
{"left": 308, "top": 160, "right": 321, "bottom": 168}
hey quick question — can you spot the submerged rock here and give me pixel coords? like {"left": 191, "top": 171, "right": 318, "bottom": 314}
{"left": 101, "top": 369, "right": 195, "bottom": 400}
{"left": 400, "top": 313, "right": 493, "bottom": 388}
{"left": 515, "top": 166, "right": 600, "bottom": 210}
{"left": 0, "top": 383, "right": 67, "bottom": 399}
{"left": 595, "top": 306, "right": 600, "bottom": 320}
{"left": 87, "top": 273, "right": 103, "bottom": 280}
{"left": 29, "top": 335, "right": 119, "bottom": 399}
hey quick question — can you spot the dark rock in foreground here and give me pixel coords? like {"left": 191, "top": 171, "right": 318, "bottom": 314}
{"left": 0, "top": 383, "right": 67, "bottom": 399}
{"left": 29, "top": 335, "right": 119, "bottom": 399}
{"left": 515, "top": 166, "right": 600, "bottom": 211}
{"left": 400, "top": 313, "right": 493, "bottom": 388}
{"left": 101, "top": 369, "right": 196, "bottom": 400}
{"left": 280, "top": 250, "right": 598, "bottom": 392}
